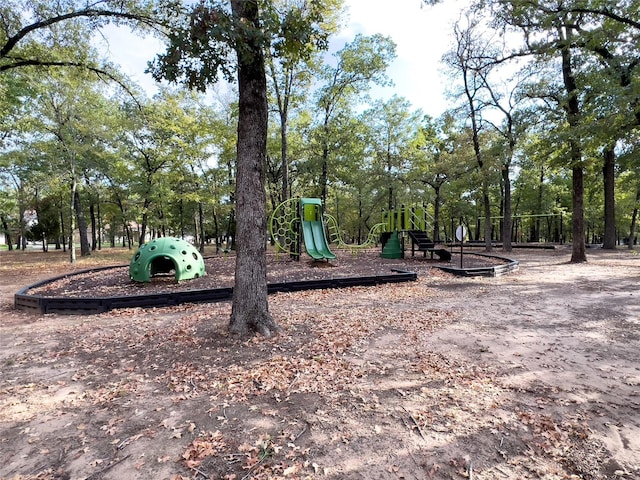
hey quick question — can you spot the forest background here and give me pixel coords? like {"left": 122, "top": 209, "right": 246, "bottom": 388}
{"left": 1, "top": 0, "right": 640, "bottom": 264}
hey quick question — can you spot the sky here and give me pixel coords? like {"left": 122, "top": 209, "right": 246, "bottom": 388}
{"left": 335, "top": 0, "right": 464, "bottom": 116}
{"left": 96, "top": 0, "right": 465, "bottom": 117}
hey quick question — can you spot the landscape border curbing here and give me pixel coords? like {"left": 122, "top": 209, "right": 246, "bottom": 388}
{"left": 435, "top": 252, "right": 519, "bottom": 277}
{"left": 14, "top": 252, "right": 518, "bottom": 315}
{"left": 14, "top": 266, "right": 418, "bottom": 315}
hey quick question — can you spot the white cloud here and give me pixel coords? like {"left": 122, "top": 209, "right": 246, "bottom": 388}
{"left": 93, "top": 24, "right": 165, "bottom": 95}
{"left": 94, "top": 1, "right": 465, "bottom": 115}
{"left": 338, "top": 0, "right": 466, "bottom": 116}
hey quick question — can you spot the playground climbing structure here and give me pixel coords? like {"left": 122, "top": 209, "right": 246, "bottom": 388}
{"left": 270, "top": 197, "right": 336, "bottom": 260}
{"left": 129, "top": 237, "right": 206, "bottom": 282}
{"left": 382, "top": 205, "right": 451, "bottom": 261}
{"left": 270, "top": 197, "right": 388, "bottom": 259}
{"left": 324, "top": 214, "right": 386, "bottom": 253}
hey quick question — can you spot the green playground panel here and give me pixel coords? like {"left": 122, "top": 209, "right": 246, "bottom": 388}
{"left": 129, "top": 237, "right": 206, "bottom": 283}
{"left": 301, "top": 197, "right": 322, "bottom": 221}
{"left": 384, "top": 206, "right": 429, "bottom": 231}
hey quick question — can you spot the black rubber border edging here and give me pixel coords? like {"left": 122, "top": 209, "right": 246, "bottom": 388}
{"left": 14, "top": 267, "right": 417, "bottom": 315}
{"left": 435, "top": 252, "right": 519, "bottom": 277}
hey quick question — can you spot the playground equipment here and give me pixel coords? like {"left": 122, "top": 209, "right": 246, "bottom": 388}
{"left": 270, "top": 197, "right": 390, "bottom": 259}
{"left": 324, "top": 214, "right": 386, "bottom": 253}
{"left": 381, "top": 231, "right": 403, "bottom": 259}
{"left": 300, "top": 198, "right": 336, "bottom": 260}
{"left": 384, "top": 204, "right": 433, "bottom": 232}
{"left": 269, "top": 198, "right": 451, "bottom": 261}
{"left": 270, "top": 197, "right": 336, "bottom": 260}
{"left": 129, "top": 236, "right": 206, "bottom": 282}
{"left": 382, "top": 205, "right": 451, "bottom": 261}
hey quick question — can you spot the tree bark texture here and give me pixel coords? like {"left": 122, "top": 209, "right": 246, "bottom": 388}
{"left": 559, "top": 26, "right": 587, "bottom": 262}
{"left": 1, "top": 214, "right": 13, "bottom": 251}
{"left": 628, "top": 186, "right": 640, "bottom": 249}
{"left": 501, "top": 165, "right": 512, "bottom": 252}
{"left": 602, "top": 146, "right": 617, "bottom": 249}
{"left": 74, "top": 189, "right": 91, "bottom": 257}
{"left": 90, "top": 202, "right": 97, "bottom": 251}
{"left": 228, "top": 0, "right": 279, "bottom": 337}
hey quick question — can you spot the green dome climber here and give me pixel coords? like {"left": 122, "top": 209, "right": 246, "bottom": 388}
{"left": 129, "top": 237, "right": 206, "bottom": 283}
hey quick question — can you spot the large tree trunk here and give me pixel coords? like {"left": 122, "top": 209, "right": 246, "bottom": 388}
{"left": 1, "top": 214, "right": 13, "bottom": 251}
{"left": 228, "top": 0, "right": 280, "bottom": 337}
{"left": 559, "top": 26, "right": 587, "bottom": 263}
{"left": 502, "top": 164, "right": 512, "bottom": 252}
{"left": 602, "top": 146, "right": 617, "bottom": 249}
{"left": 74, "top": 189, "right": 91, "bottom": 257}
{"left": 628, "top": 185, "right": 640, "bottom": 249}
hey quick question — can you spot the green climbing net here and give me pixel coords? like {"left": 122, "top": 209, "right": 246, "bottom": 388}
{"left": 269, "top": 197, "right": 300, "bottom": 256}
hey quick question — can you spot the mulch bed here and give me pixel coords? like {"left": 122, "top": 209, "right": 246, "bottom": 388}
{"left": 25, "top": 249, "right": 507, "bottom": 298}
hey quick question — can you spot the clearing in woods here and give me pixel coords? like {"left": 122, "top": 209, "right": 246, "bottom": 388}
{"left": 0, "top": 246, "right": 639, "bottom": 479}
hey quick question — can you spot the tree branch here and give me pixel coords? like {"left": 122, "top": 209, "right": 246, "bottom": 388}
{"left": 1, "top": 8, "right": 160, "bottom": 59}
{"left": 568, "top": 7, "right": 640, "bottom": 30}
{"left": 0, "top": 58, "right": 144, "bottom": 110}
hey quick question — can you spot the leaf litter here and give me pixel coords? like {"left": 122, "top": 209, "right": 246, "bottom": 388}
{"left": 1, "top": 247, "right": 639, "bottom": 479}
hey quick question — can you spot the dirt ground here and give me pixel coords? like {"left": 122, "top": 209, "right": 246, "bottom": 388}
{"left": 0, "top": 246, "right": 639, "bottom": 480}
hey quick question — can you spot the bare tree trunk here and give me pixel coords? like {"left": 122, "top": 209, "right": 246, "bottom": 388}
{"left": 74, "top": 189, "right": 91, "bottom": 257}
{"left": 1, "top": 214, "right": 12, "bottom": 251}
{"left": 90, "top": 202, "right": 97, "bottom": 251}
{"left": 559, "top": 26, "right": 587, "bottom": 263}
{"left": 602, "top": 146, "right": 617, "bottom": 249}
{"left": 502, "top": 165, "right": 512, "bottom": 252}
{"left": 198, "top": 202, "right": 205, "bottom": 254}
{"left": 96, "top": 201, "right": 102, "bottom": 250}
{"left": 228, "top": 0, "right": 279, "bottom": 337}
{"left": 139, "top": 199, "right": 150, "bottom": 247}
{"left": 571, "top": 163, "right": 586, "bottom": 261}
{"left": 628, "top": 185, "right": 640, "bottom": 249}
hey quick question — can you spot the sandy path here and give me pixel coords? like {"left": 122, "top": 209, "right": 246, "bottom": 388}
{"left": 1, "top": 246, "right": 639, "bottom": 479}
{"left": 425, "top": 247, "right": 640, "bottom": 475}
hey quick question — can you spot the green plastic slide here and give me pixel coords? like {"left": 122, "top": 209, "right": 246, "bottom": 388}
{"left": 300, "top": 198, "right": 336, "bottom": 260}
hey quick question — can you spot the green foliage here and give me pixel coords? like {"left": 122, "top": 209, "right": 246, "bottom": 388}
{"left": 4, "top": 0, "right": 640, "bottom": 253}
{"left": 150, "top": 0, "right": 337, "bottom": 92}
{"left": 1, "top": 0, "right": 156, "bottom": 76}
